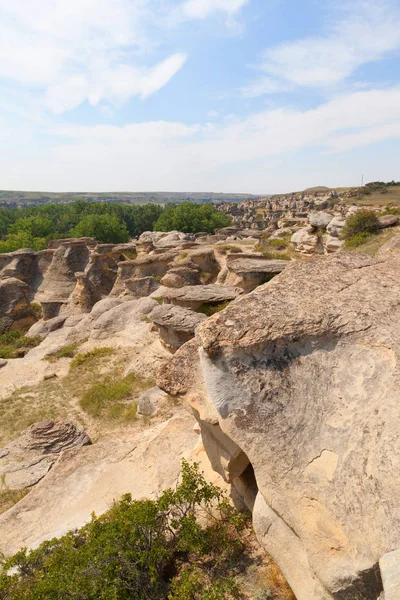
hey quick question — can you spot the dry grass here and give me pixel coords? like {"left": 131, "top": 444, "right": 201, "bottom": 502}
{"left": 0, "top": 348, "right": 155, "bottom": 446}
{"left": 346, "top": 228, "right": 398, "bottom": 256}
{"left": 0, "top": 476, "right": 30, "bottom": 515}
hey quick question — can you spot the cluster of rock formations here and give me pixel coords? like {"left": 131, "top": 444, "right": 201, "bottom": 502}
{"left": 0, "top": 216, "right": 400, "bottom": 600}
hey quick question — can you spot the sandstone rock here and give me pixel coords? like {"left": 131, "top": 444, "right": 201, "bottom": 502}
{"left": 326, "top": 215, "right": 346, "bottom": 237}
{"left": 124, "top": 276, "right": 159, "bottom": 297}
{"left": 0, "top": 420, "right": 91, "bottom": 490}
{"left": 268, "top": 227, "right": 293, "bottom": 239}
{"left": 291, "top": 228, "right": 323, "bottom": 254}
{"left": 166, "top": 251, "right": 400, "bottom": 600}
{"left": 149, "top": 304, "right": 207, "bottom": 351}
{"left": 157, "top": 338, "right": 201, "bottom": 397}
{"left": 224, "top": 257, "right": 288, "bottom": 292}
{"left": 380, "top": 548, "right": 400, "bottom": 600}
{"left": 0, "top": 415, "right": 197, "bottom": 556}
{"left": 378, "top": 215, "right": 399, "bottom": 228}
{"left": 308, "top": 211, "right": 333, "bottom": 229}
{"left": 323, "top": 234, "right": 344, "bottom": 253}
{"left": 28, "top": 315, "right": 67, "bottom": 338}
{"left": 157, "top": 284, "right": 243, "bottom": 311}
{"left": 137, "top": 386, "right": 170, "bottom": 416}
{"left": 160, "top": 266, "right": 201, "bottom": 288}
{"left": 0, "top": 277, "right": 35, "bottom": 331}
{"left": 0, "top": 359, "right": 7, "bottom": 368}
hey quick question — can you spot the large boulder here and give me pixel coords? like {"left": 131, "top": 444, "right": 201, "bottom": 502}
{"left": 308, "top": 212, "right": 333, "bottom": 229}
{"left": 160, "top": 249, "right": 400, "bottom": 600}
{"left": 378, "top": 215, "right": 398, "bottom": 229}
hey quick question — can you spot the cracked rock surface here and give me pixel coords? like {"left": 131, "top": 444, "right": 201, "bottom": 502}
{"left": 161, "top": 248, "right": 400, "bottom": 600}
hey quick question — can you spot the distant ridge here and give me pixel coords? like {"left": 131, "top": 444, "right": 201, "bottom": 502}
{"left": 0, "top": 190, "right": 262, "bottom": 208}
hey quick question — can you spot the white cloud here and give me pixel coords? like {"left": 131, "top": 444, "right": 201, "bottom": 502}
{"left": 182, "top": 0, "right": 249, "bottom": 19}
{"left": 244, "top": 1, "right": 400, "bottom": 96}
{"left": 0, "top": 0, "right": 188, "bottom": 114}
{"left": 5, "top": 87, "right": 397, "bottom": 192}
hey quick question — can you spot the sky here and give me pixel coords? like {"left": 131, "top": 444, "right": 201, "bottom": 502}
{"left": 0, "top": 0, "right": 400, "bottom": 194}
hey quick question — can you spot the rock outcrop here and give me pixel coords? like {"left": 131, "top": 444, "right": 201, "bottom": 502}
{"left": 149, "top": 304, "right": 207, "bottom": 351}
{"left": 156, "top": 284, "right": 243, "bottom": 311}
{"left": 0, "top": 420, "right": 91, "bottom": 490}
{"left": 159, "top": 249, "right": 400, "bottom": 600}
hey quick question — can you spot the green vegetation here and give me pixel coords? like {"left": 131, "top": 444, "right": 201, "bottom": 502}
{"left": 198, "top": 301, "right": 231, "bottom": 317}
{"left": 0, "top": 331, "right": 41, "bottom": 359}
{"left": 0, "top": 461, "right": 249, "bottom": 600}
{"left": 154, "top": 203, "right": 232, "bottom": 234}
{"left": 341, "top": 209, "right": 380, "bottom": 247}
{"left": 0, "top": 202, "right": 163, "bottom": 252}
{"left": 0, "top": 476, "right": 29, "bottom": 515}
{"left": 80, "top": 372, "right": 151, "bottom": 420}
{"left": 70, "top": 213, "right": 129, "bottom": 243}
{"left": 0, "top": 200, "right": 234, "bottom": 253}
{"left": 44, "top": 341, "right": 83, "bottom": 362}
{"left": 70, "top": 347, "right": 115, "bottom": 368}
{"left": 255, "top": 235, "right": 294, "bottom": 261}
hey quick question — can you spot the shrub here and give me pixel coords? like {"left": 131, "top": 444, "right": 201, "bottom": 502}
{"left": 344, "top": 232, "right": 374, "bottom": 248}
{"left": 341, "top": 209, "right": 380, "bottom": 241}
{"left": 154, "top": 203, "right": 232, "bottom": 234}
{"left": 44, "top": 342, "right": 82, "bottom": 362}
{"left": 0, "top": 461, "right": 247, "bottom": 600}
{"left": 70, "top": 347, "right": 114, "bottom": 368}
{"left": 0, "top": 331, "right": 41, "bottom": 359}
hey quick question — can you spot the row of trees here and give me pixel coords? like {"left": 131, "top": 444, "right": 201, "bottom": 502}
{"left": 0, "top": 201, "right": 232, "bottom": 252}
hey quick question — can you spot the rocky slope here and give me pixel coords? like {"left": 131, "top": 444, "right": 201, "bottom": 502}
{"left": 0, "top": 226, "right": 399, "bottom": 599}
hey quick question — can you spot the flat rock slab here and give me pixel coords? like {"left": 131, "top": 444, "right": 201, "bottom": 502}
{"left": 379, "top": 215, "right": 399, "bottom": 228}
{"left": 149, "top": 305, "right": 207, "bottom": 333}
{"left": 227, "top": 258, "right": 289, "bottom": 274}
{"left": 158, "top": 284, "right": 243, "bottom": 309}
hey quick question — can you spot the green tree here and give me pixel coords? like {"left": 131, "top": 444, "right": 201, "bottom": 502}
{"left": 154, "top": 203, "right": 232, "bottom": 234}
{"left": 0, "top": 462, "right": 246, "bottom": 600}
{"left": 70, "top": 214, "right": 129, "bottom": 243}
{"left": 9, "top": 216, "right": 54, "bottom": 239}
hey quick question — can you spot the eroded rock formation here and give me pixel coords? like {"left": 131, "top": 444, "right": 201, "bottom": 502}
{"left": 159, "top": 248, "right": 400, "bottom": 600}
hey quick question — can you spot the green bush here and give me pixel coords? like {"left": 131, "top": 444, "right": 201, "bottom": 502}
{"left": 0, "top": 461, "right": 247, "bottom": 600}
{"left": 70, "top": 214, "right": 129, "bottom": 244}
{"left": 44, "top": 342, "right": 82, "bottom": 362}
{"left": 154, "top": 203, "right": 232, "bottom": 234}
{"left": 341, "top": 209, "right": 380, "bottom": 241}
{"left": 0, "top": 331, "right": 41, "bottom": 359}
{"left": 344, "top": 232, "right": 375, "bottom": 248}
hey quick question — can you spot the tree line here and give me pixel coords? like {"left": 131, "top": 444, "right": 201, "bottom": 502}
{"left": 0, "top": 201, "right": 231, "bottom": 253}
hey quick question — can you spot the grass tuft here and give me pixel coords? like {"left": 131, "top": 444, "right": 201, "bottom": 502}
{"left": 0, "top": 331, "right": 41, "bottom": 359}
{"left": 70, "top": 347, "right": 114, "bottom": 368}
{"left": 44, "top": 341, "right": 83, "bottom": 362}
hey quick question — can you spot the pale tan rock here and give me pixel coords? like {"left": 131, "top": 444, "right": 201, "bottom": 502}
{"left": 165, "top": 251, "right": 400, "bottom": 600}
{"left": 0, "top": 415, "right": 197, "bottom": 556}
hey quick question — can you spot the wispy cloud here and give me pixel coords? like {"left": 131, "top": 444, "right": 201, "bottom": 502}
{"left": 182, "top": 0, "right": 249, "bottom": 19}
{"left": 243, "top": 1, "right": 400, "bottom": 96}
{"left": 0, "top": 0, "right": 190, "bottom": 114}
{"left": 15, "top": 87, "right": 399, "bottom": 190}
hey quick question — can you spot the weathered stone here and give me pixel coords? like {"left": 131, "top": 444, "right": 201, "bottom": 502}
{"left": 224, "top": 257, "right": 288, "bottom": 291}
{"left": 160, "top": 266, "right": 201, "bottom": 288}
{"left": 0, "top": 359, "right": 7, "bottom": 368}
{"left": 323, "top": 234, "right": 344, "bottom": 253}
{"left": 380, "top": 548, "right": 400, "bottom": 600}
{"left": 0, "top": 277, "right": 35, "bottom": 331}
{"left": 149, "top": 304, "right": 207, "bottom": 351}
{"left": 166, "top": 251, "right": 400, "bottom": 600}
{"left": 379, "top": 215, "right": 399, "bottom": 228}
{"left": 157, "top": 284, "right": 243, "bottom": 311}
{"left": 308, "top": 211, "right": 333, "bottom": 229}
{"left": 124, "top": 276, "right": 159, "bottom": 297}
{"left": 137, "top": 386, "right": 169, "bottom": 416}
{"left": 326, "top": 216, "right": 346, "bottom": 237}
{"left": 0, "top": 420, "right": 91, "bottom": 490}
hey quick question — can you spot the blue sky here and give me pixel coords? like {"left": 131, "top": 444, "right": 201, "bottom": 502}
{"left": 0, "top": 0, "right": 400, "bottom": 193}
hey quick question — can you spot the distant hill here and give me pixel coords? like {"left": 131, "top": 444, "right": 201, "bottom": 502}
{"left": 0, "top": 190, "right": 261, "bottom": 208}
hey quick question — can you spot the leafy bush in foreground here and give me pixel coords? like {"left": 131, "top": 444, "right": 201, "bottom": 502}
{"left": 0, "top": 461, "right": 247, "bottom": 600}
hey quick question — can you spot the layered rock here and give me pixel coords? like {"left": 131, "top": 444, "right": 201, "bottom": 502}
{"left": 223, "top": 256, "right": 289, "bottom": 292}
{"left": 0, "top": 420, "right": 91, "bottom": 490}
{"left": 156, "top": 284, "right": 243, "bottom": 311}
{"left": 149, "top": 304, "right": 207, "bottom": 351}
{"left": 0, "top": 277, "right": 35, "bottom": 331}
{"left": 159, "top": 249, "right": 400, "bottom": 600}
